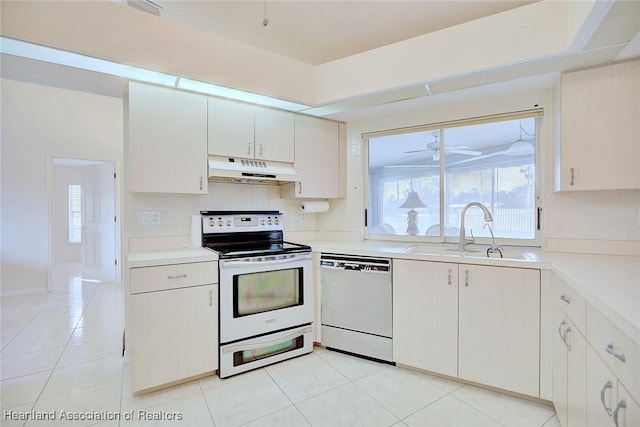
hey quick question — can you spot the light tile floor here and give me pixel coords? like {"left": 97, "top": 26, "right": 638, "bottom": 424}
{"left": 1, "top": 263, "right": 560, "bottom": 427}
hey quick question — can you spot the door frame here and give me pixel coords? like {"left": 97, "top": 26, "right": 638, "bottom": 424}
{"left": 47, "top": 155, "right": 122, "bottom": 290}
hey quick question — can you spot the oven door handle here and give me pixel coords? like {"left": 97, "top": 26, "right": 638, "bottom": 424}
{"left": 221, "top": 326, "right": 313, "bottom": 354}
{"left": 220, "top": 254, "right": 311, "bottom": 268}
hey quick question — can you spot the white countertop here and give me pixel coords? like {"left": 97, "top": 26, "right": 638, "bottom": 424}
{"left": 308, "top": 240, "right": 550, "bottom": 268}
{"left": 127, "top": 247, "right": 218, "bottom": 268}
{"left": 545, "top": 252, "right": 640, "bottom": 344}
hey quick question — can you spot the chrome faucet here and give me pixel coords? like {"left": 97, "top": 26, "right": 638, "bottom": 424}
{"left": 458, "top": 202, "right": 494, "bottom": 250}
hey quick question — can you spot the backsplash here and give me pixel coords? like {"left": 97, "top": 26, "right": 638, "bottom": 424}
{"left": 127, "top": 181, "right": 318, "bottom": 243}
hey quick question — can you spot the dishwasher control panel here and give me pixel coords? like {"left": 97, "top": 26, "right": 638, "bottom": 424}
{"left": 320, "top": 254, "right": 391, "bottom": 273}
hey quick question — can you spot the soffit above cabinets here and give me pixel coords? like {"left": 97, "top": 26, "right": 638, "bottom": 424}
{"left": 1, "top": 0, "right": 638, "bottom": 121}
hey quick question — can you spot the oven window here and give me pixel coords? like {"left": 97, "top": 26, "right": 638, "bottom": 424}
{"left": 233, "top": 336, "right": 304, "bottom": 367}
{"left": 234, "top": 268, "right": 303, "bottom": 317}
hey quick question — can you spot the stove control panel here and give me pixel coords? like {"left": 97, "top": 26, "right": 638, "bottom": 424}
{"left": 201, "top": 211, "right": 282, "bottom": 234}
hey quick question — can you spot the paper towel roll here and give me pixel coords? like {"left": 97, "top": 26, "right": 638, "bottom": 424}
{"left": 190, "top": 214, "right": 202, "bottom": 248}
{"left": 300, "top": 200, "right": 330, "bottom": 213}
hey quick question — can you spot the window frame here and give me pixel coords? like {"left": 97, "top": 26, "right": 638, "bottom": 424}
{"left": 68, "top": 183, "right": 82, "bottom": 244}
{"left": 363, "top": 110, "right": 543, "bottom": 247}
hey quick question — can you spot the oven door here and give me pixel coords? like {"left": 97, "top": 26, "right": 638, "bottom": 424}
{"left": 219, "top": 252, "right": 313, "bottom": 344}
{"left": 219, "top": 324, "right": 313, "bottom": 378}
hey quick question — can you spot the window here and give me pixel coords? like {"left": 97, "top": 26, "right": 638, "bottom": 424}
{"left": 366, "top": 112, "right": 540, "bottom": 245}
{"left": 68, "top": 184, "right": 82, "bottom": 243}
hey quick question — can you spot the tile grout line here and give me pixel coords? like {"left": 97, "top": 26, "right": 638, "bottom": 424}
{"left": 448, "top": 393, "right": 509, "bottom": 427}
{"left": 25, "top": 280, "right": 102, "bottom": 412}
{"left": 196, "top": 377, "right": 218, "bottom": 427}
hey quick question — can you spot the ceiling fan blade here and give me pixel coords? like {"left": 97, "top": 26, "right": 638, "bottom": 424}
{"left": 403, "top": 149, "right": 428, "bottom": 154}
{"left": 383, "top": 164, "right": 439, "bottom": 168}
{"left": 449, "top": 149, "right": 482, "bottom": 156}
{"left": 452, "top": 151, "right": 506, "bottom": 165}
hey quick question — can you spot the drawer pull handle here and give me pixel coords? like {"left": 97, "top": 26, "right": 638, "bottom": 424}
{"left": 209, "top": 289, "right": 213, "bottom": 306}
{"left": 464, "top": 269, "right": 469, "bottom": 287}
{"left": 605, "top": 342, "right": 626, "bottom": 362}
{"left": 600, "top": 380, "right": 613, "bottom": 416}
{"left": 559, "top": 295, "right": 571, "bottom": 304}
{"left": 569, "top": 168, "right": 575, "bottom": 186}
{"left": 613, "top": 399, "right": 626, "bottom": 427}
{"left": 562, "top": 326, "right": 572, "bottom": 351}
{"left": 447, "top": 268, "right": 452, "bottom": 285}
{"left": 167, "top": 274, "right": 187, "bottom": 280}
{"left": 557, "top": 319, "right": 567, "bottom": 340}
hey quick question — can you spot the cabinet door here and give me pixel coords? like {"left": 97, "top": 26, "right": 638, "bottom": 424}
{"left": 131, "top": 284, "right": 218, "bottom": 392}
{"left": 128, "top": 82, "right": 208, "bottom": 194}
{"left": 553, "top": 305, "right": 569, "bottom": 427}
{"left": 292, "top": 115, "right": 342, "bottom": 198}
{"left": 208, "top": 97, "right": 255, "bottom": 158}
{"left": 458, "top": 265, "right": 540, "bottom": 396}
{"left": 255, "top": 107, "right": 294, "bottom": 163}
{"left": 393, "top": 259, "right": 458, "bottom": 377}
{"left": 560, "top": 60, "right": 640, "bottom": 191}
{"left": 587, "top": 345, "right": 617, "bottom": 427}
{"left": 617, "top": 381, "right": 640, "bottom": 427}
{"left": 566, "top": 318, "right": 587, "bottom": 427}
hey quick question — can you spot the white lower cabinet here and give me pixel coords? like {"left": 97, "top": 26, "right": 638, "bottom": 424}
{"left": 393, "top": 259, "right": 458, "bottom": 377}
{"left": 587, "top": 345, "right": 617, "bottom": 427}
{"left": 393, "top": 260, "right": 541, "bottom": 397}
{"left": 587, "top": 345, "right": 640, "bottom": 427}
{"left": 129, "top": 263, "right": 218, "bottom": 393}
{"left": 552, "top": 276, "right": 587, "bottom": 427}
{"left": 458, "top": 265, "right": 540, "bottom": 396}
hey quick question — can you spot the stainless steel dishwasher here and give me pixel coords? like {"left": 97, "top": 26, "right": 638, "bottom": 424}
{"left": 320, "top": 254, "right": 393, "bottom": 362}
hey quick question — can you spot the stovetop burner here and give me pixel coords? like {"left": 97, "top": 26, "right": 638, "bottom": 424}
{"left": 200, "top": 210, "right": 311, "bottom": 259}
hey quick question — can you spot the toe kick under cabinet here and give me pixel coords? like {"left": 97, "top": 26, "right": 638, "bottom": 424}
{"left": 129, "top": 261, "right": 218, "bottom": 393}
{"left": 393, "top": 260, "right": 541, "bottom": 397}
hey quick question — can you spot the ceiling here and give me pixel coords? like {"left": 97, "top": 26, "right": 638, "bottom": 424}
{"left": 1, "top": 0, "right": 639, "bottom": 122}
{"left": 153, "top": 0, "right": 539, "bottom": 65}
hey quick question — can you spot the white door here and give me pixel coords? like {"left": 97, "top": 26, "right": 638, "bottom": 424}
{"left": 81, "top": 162, "right": 115, "bottom": 282}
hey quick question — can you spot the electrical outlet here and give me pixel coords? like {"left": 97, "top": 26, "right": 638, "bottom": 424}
{"left": 138, "top": 210, "right": 161, "bottom": 225}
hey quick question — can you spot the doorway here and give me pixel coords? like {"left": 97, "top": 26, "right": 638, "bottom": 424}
{"left": 50, "top": 158, "right": 119, "bottom": 289}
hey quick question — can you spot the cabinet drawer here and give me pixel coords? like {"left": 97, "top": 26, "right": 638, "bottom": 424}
{"left": 130, "top": 261, "right": 218, "bottom": 294}
{"left": 587, "top": 303, "right": 640, "bottom": 402}
{"left": 554, "top": 274, "right": 586, "bottom": 333}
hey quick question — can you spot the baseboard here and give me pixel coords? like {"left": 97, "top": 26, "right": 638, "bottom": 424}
{"left": 1, "top": 286, "right": 48, "bottom": 297}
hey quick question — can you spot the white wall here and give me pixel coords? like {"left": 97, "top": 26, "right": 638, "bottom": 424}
{"left": 126, "top": 182, "right": 318, "bottom": 249}
{"left": 317, "top": 87, "right": 640, "bottom": 256}
{"left": 52, "top": 165, "right": 83, "bottom": 263}
{"left": 1, "top": 79, "right": 123, "bottom": 295}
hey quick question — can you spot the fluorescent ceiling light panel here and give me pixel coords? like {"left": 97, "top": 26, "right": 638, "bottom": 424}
{"left": 177, "top": 78, "right": 311, "bottom": 112}
{"left": 1, "top": 37, "right": 310, "bottom": 112}
{"left": 0, "top": 37, "right": 177, "bottom": 86}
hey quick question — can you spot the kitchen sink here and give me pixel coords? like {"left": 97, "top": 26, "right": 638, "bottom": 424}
{"left": 404, "top": 245, "right": 532, "bottom": 260}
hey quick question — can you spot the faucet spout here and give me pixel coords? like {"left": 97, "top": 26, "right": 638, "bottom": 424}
{"left": 458, "top": 202, "right": 493, "bottom": 250}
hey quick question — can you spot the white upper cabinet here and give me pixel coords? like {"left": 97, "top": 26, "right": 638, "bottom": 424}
{"left": 281, "top": 114, "right": 346, "bottom": 199}
{"left": 254, "top": 106, "right": 295, "bottom": 163}
{"left": 207, "top": 97, "right": 255, "bottom": 158}
{"left": 556, "top": 59, "right": 640, "bottom": 191}
{"left": 208, "top": 97, "right": 294, "bottom": 163}
{"left": 128, "top": 82, "right": 208, "bottom": 194}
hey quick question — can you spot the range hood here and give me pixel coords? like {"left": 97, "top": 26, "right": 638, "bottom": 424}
{"left": 208, "top": 155, "right": 299, "bottom": 184}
